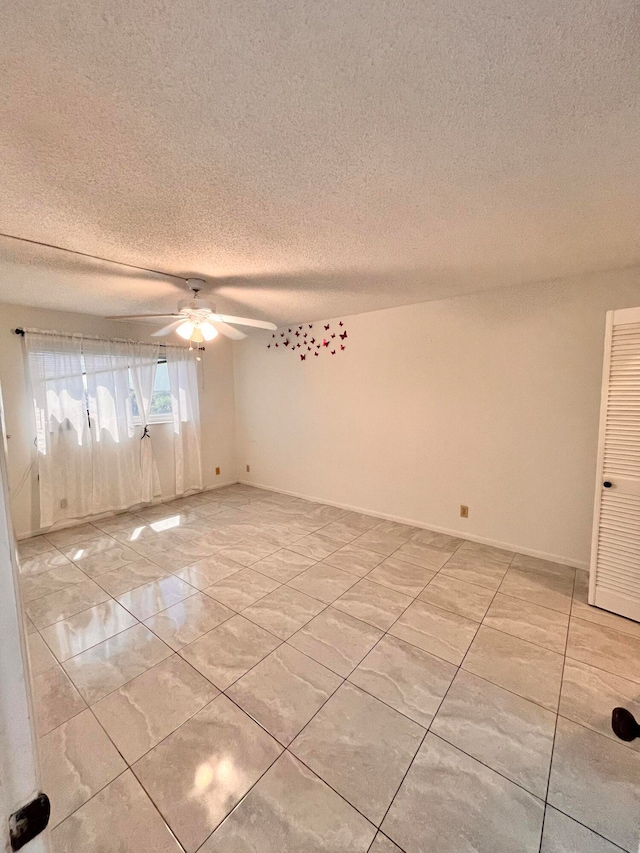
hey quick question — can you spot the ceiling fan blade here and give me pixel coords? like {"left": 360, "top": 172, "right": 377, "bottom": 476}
{"left": 152, "top": 320, "right": 186, "bottom": 337}
{"left": 214, "top": 314, "right": 277, "bottom": 331}
{"left": 211, "top": 321, "right": 247, "bottom": 341}
{"left": 107, "top": 313, "right": 182, "bottom": 320}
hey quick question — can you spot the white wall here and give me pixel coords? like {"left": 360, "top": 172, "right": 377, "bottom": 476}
{"left": 0, "top": 303, "right": 238, "bottom": 537}
{"left": 234, "top": 268, "right": 640, "bottom": 568}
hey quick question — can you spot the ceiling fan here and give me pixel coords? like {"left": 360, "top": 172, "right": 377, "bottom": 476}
{"left": 107, "top": 279, "right": 277, "bottom": 343}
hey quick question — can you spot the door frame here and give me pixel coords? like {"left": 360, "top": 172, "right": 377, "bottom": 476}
{"left": 0, "top": 385, "right": 49, "bottom": 852}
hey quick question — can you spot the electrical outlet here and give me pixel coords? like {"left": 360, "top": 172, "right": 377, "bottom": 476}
{"left": 460, "top": 505, "right": 469, "bottom": 518}
{"left": 60, "top": 498, "right": 68, "bottom": 509}
{"left": 246, "top": 464, "right": 251, "bottom": 473}
{"left": 215, "top": 467, "right": 220, "bottom": 476}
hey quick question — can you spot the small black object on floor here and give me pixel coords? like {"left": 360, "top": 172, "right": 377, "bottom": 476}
{"left": 611, "top": 707, "right": 640, "bottom": 742}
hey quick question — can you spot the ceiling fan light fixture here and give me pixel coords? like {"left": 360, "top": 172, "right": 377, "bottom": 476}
{"left": 176, "top": 320, "right": 195, "bottom": 339}
{"left": 190, "top": 326, "right": 205, "bottom": 343}
{"left": 200, "top": 321, "right": 218, "bottom": 341}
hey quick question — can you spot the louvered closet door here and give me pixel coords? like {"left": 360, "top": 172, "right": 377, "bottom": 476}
{"left": 590, "top": 306, "right": 640, "bottom": 622}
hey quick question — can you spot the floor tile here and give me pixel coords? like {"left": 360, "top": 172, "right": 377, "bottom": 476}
{"left": 286, "top": 562, "right": 358, "bottom": 603}
{"left": 45, "top": 523, "right": 101, "bottom": 549}
{"left": 199, "top": 751, "right": 376, "bottom": 853}
{"left": 93, "top": 655, "right": 218, "bottom": 763}
{"left": 132, "top": 694, "right": 282, "bottom": 852}
{"left": 382, "top": 733, "right": 544, "bottom": 853}
{"left": 438, "top": 546, "right": 510, "bottom": 590}
{"left": 483, "top": 593, "right": 569, "bottom": 653}
{"left": 287, "top": 532, "right": 342, "bottom": 560}
{"left": 144, "top": 592, "right": 234, "bottom": 650}
{"left": 559, "top": 658, "right": 640, "bottom": 752}
{"left": 40, "top": 599, "right": 138, "bottom": 661}
{"left": 70, "top": 544, "right": 142, "bottom": 578}
{"left": 548, "top": 717, "right": 640, "bottom": 852}
{"left": 463, "top": 626, "right": 564, "bottom": 711}
{"left": 367, "top": 556, "right": 435, "bottom": 597}
{"left": 92, "top": 511, "right": 144, "bottom": 534}
{"left": 320, "top": 520, "right": 364, "bottom": 543}
{"left": 304, "top": 505, "right": 350, "bottom": 524}
{"left": 349, "top": 634, "right": 455, "bottom": 727}
{"left": 18, "top": 535, "right": 55, "bottom": 559}
{"left": 499, "top": 565, "right": 574, "bottom": 615}
{"left": 541, "top": 806, "right": 625, "bottom": 853}
{"left": 50, "top": 770, "right": 182, "bottom": 853}
{"left": 116, "top": 575, "right": 197, "bottom": 620}
{"left": 180, "top": 614, "right": 281, "bottom": 689}
{"left": 432, "top": 669, "right": 556, "bottom": 798}
{"left": 33, "top": 665, "right": 86, "bottom": 735}
{"left": 63, "top": 623, "right": 172, "bottom": 704}
{"left": 227, "top": 644, "right": 341, "bottom": 745}
{"left": 290, "top": 682, "right": 424, "bottom": 824}
{"left": 337, "top": 511, "right": 381, "bottom": 531}
{"left": 409, "top": 528, "right": 464, "bottom": 552}
{"left": 19, "top": 549, "right": 73, "bottom": 577}
{"left": 321, "top": 543, "right": 385, "bottom": 576}
{"left": 373, "top": 520, "right": 417, "bottom": 540}
{"left": 40, "top": 707, "right": 126, "bottom": 827}
{"left": 418, "top": 573, "right": 495, "bottom": 621}
{"left": 27, "top": 630, "right": 58, "bottom": 675}
{"left": 26, "top": 579, "right": 111, "bottom": 628}
{"left": 351, "top": 529, "right": 407, "bottom": 557}
{"left": 392, "top": 539, "right": 452, "bottom": 570}
{"left": 93, "top": 559, "right": 169, "bottom": 596}
{"left": 205, "top": 568, "right": 280, "bottom": 610}
{"left": 174, "top": 554, "right": 242, "bottom": 589}
{"left": 252, "top": 548, "right": 316, "bottom": 582}
{"left": 242, "top": 585, "right": 325, "bottom": 639}
{"left": 218, "top": 535, "right": 280, "bottom": 566}
{"left": 369, "top": 833, "right": 404, "bottom": 853}
{"left": 61, "top": 533, "right": 122, "bottom": 562}
{"left": 20, "top": 564, "right": 88, "bottom": 603}
{"left": 332, "top": 578, "right": 412, "bottom": 630}
{"left": 388, "top": 599, "right": 478, "bottom": 665}
{"left": 566, "top": 617, "right": 640, "bottom": 684}
{"left": 288, "top": 608, "right": 383, "bottom": 677}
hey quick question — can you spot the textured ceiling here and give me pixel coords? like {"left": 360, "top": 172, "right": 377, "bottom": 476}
{"left": 0, "top": 0, "right": 639, "bottom": 326}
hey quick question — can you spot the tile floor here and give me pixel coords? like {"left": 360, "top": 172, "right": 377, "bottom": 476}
{"left": 18, "top": 485, "right": 640, "bottom": 853}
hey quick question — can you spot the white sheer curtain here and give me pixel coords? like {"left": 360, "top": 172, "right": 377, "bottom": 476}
{"left": 83, "top": 339, "right": 142, "bottom": 514}
{"left": 166, "top": 346, "right": 203, "bottom": 495}
{"left": 25, "top": 332, "right": 93, "bottom": 527}
{"left": 128, "top": 342, "right": 161, "bottom": 502}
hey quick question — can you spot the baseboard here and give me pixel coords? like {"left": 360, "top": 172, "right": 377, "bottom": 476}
{"left": 240, "top": 479, "right": 590, "bottom": 571}
{"left": 15, "top": 480, "right": 240, "bottom": 540}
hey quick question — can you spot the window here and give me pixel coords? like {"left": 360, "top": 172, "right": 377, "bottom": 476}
{"left": 129, "top": 359, "right": 172, "bottom": 423}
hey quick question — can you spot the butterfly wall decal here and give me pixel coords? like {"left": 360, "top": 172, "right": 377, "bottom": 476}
{"left": 340, "top": 331, "right": 347, "bottom": 340}
{"left": 324, "top": 324, "right": 330, "bottom": 330}
{"left": 268, "top": 321, "right": 348, "bottom": 359}
{"left": 300, "top": 354, "right": 306, "bottom": 360}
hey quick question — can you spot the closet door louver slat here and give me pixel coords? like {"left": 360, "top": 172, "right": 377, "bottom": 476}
{"left": 590, "top": 308, "right": 640, "bottom": 622}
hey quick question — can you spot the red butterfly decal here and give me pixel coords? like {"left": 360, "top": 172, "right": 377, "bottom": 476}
{"left": 310, "top": 338, "right": 315, "bottom": 344}
{"left": 284, "top": 339, "right": 290, "bottom": 346}
{"left": 331, "top": 350, "right": 336, "bottom": 355}
{"left": 275, "top": 343, "right": 279, "bottom": 347}
{"left": 339, "top": 331, "right": 347, "bottom": 340}
{"left": 295, "top": 330, "right": 300, "bottom": 337}
{"left": 316, "top": 344, "right": 321, "bottom": 349}
{"left": 307, "top": 346, "right": 311, "bottom": 351}
{"left": 280, "top": 332, "right": 284, "bottom": 337}
{"left": 300, "top": 354, "right": 306, "bottom": 360}
{"left": 339, "top": 321, "right": 343, "bottom": 327}
{"left": 288, "top": 328, "right": 292, "bottom": 333}
{"left": 272, "top": 333, "right": 275, "bottom": 338}
{"left": 303, "top": 333, "right": 307, "bottom": 338}
{"left": 324, "top": 324, "right": 330, "bottom": 330}
{"left": 267, "top": 344, "right": 271, "bottom": 348}
{"left": 298, "top": 326, "right": 302, "bottom": 330}
{"left": 314, "top": 352, "right": 319, "bottom": 357}
{"left": 309, "top": 324, "right": 313, "bottom": 329}
{"left": 331, "top": 333, "right": 336, "bottom": 339}
{"left": 322, "top": 339, "right": 329, "bottom": 347}
{"left": 340, "top": 344, "right": 345, "bottom": 350}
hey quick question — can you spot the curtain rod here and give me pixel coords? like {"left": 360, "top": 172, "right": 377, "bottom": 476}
{"left": 13, "top": 327, "right": 205, "bottom": 351}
